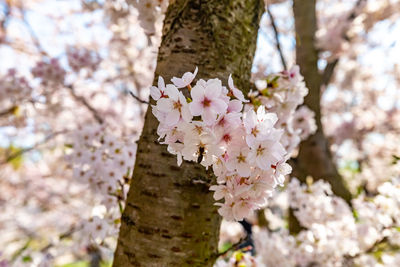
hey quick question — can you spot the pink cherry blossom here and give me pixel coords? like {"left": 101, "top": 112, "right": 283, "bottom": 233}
{"left": 189, "top": 78, "right": 228, "bottom": 125}
{"left": 150, "top": 76, "right": 167, "bottom": 100}
{"left": 228, "top": 74, "right": 249, "bottom": 102}
{"left": 155, "top": 84, "right": 192, "bottom": 126}
{"left": 171, "top": 66, "right": 198, "bottom": 88}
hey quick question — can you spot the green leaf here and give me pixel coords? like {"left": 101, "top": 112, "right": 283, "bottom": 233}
{"left": 218, "top": 242, "right": 232, "bottom": 253}
{"left": 22, "top": 255, "right": 32, "bottom": 262}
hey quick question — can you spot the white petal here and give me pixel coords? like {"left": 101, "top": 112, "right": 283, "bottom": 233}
{"left": 205, "top": 79, "right": 222, "bottom": 98}
{"left": 211, "top": 98, "right": 228, "bottom": 114}
{"left": 202, "top": 108, "right": 217, "bottom": 125}
{"left": 158, "top": 76, "right": 165, "bottom": 91}
{"left": 191, "top": 83, "right": 205, "bottom": 101}
{"left": 228, "top": 74, "right": 234, "bottom": 89}
{"left": 233, "top": 88, "right": 248, "bottom": 102}
{"left": 156, "top": 98, "right": 172, "bottom": 112}
{"left": 165, "top": 84, "right": 179, "bottom": 100}
{"left": 228, "top": 100, "right": 243, "bottom": 113}
{"left": 181, "top": 106, "right": 193, "bottom": 122}
{"left": 165, "top": 110, "right": 180, "bottom": 126}
{"left": 189, "top": 101, "right": 203, "bottom": 116}
{"left": 150, "top": 86, "right": 161, "bottom": 100}
{"left": 171, "top": 77, "right": 186, "bottom": 88}
{"left": 237, "top": 163, "right": 251, "bottom": 177}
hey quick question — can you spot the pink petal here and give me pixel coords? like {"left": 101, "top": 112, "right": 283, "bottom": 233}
{"left": 150, "top": 86, "right": 161, "bottom": 100}
{"left": 189, "top": 101, "right": 203, "bottom": 116}
{"left": 191, "top": 84, "right": 205, "bottom": 101}
{"left": 228, "top": 74, "right": 234, "bottom": 89}
{"left": 171, "top": 77, "right": 186, "bottom": 88}
{"left": 202, "top": 108, "right": 217, "bottom": 125}
{"left": 211, "top": 98, "right": 228, "bottom": 114}
{"left": 165, "top": 84, "right": 179, "bottom": 100}
{"left": 156, "top": 98, "right": 172, "bottom": 112}
{"left": 228, "top": 100, "right": 243, "bottom": 113}
{"left": 165, "top": 110, "right": 180, "bottom": 126}
{"left": 205, "top": 79, "right": 222, "bottom": 98}
{"left": 158, "top": 76, "right": 165, "bottom": 91}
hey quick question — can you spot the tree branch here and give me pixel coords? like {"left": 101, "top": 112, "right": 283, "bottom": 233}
{"left": 0, "top": 130, "right": 65, "bottom": 165}
{"left": 66, "top": 84, "right": 104, "bottom": 124}
{"left": 0, "top": 105, "right": 18, "bottom": 117}
{"left": 266, "top": 4, "right": 287, "bottom": 70}
{"left": 129, "top": 91, "right": 149, "bottom": 104}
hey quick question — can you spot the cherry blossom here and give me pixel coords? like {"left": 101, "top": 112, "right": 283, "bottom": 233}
{"left": 189, "top": 78, "right": 228, "bottom": 125}
{"left": 171, "top": 66, "right": 199, "bottom": 88}
{"left": 150, "top": 67, "right": 313, "bottom": 221}
{"left": 155, "top": 84, "right": 192, "bottom": 126}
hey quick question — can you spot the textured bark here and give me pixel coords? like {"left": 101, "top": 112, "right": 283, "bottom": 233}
{"left": 290, "top": 0, "right": 352, "bottom": 204}
{"left": 113, "top": 1, "right": 263, "bottom": 266}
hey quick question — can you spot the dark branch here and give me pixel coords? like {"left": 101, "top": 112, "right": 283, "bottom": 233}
{"left": 0, "top": 105, "right": 18, "bottom": 117}
{"left": 267, "top": 4, "right": 287, "bottom": 70}
{"left": 129, "top": 91, "right": 149, "bottom": 104}
{"left": 66, "top": 84, "right": 104, "bottom": 124}
{"left": 321, "top": 59, "right": 339, "bottom": 86}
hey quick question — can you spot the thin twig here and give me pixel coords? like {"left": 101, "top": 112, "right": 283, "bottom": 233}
{"left": 321, "top": 59, "right": 339, "bottom": 86}
{"left": 0, "top": 130, "right": 66, "bottom": 165}
{"left": 267, "top": 4, "right": 287, "bottom": 70}
{"left": 214, "top": 236, "right": 253, "bottom": 259}
{"left": 0, "top": 105, "right": 18, "bottom": 117}
{"left": 129, "top": 90, "right": 149, "bottom": 104}
{"left": 40, "top": 226, "right": 78, "bottom": 253}
{"left": 66, "top": 84, "right": 104, "bottom": 124}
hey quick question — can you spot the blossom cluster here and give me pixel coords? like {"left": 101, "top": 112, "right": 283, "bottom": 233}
{"left": 31, "top": 58, "right": 66, "bottom": 86}
{"left": 66, "top": 46, "right": 101, "bottom": 73}
{"left": 150, "top": 67, "right": 314, "bottom": 221}
{"left": 66, "top": 125, "right": 136, "bottom": 210}
{"left": 0, "top": 68, "right": 31, "bottom": 104}
{"left": 65, "top": 125, "right": 137, "bottom": 246}
{"left": 251, "top": 66, "right": 316, "bottom": 156}
{"left": 253, "top": 178, "right": 400, "bottom": 267}
{"left": 130, "top": 0, "right": 169, "bottom": 35}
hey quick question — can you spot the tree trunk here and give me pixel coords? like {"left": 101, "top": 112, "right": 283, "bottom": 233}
{"left": 291, "top": 0, "right": 352, "bottom": 203}
{"left": 113, "top": 1, "right": 263, "bottom": 266}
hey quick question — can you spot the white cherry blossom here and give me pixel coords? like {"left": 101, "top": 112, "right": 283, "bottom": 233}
{"left": 189, "top": 78, "right": 228, "bottom": 125}
{"left": 171, "top": 66, "right": 198, "bottom": 88}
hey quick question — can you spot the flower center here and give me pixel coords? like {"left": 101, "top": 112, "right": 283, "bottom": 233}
{"left": 223, "top": 134, "right": 231, "bottom": 143}
{"left": 237, "top": 153, "right": 246, "bottom": 163}
{"left": 173, "top": 100, "right": 182, "bottom": 111}
{"left": 256, "top": 145, "right": 265, "bottom": 156}
{"left": 194, "top": 125, "right": 203, "bottom": 134}
{"left": 202, "top": 97, "right": 211, "bottom": 107}
{"left": 251, "top": 127, "right": 259, "bottom": 137}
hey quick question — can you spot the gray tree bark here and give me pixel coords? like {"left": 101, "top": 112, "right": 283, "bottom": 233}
{"left": 113, "top": 1, "right": 264, "bottom": 266}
